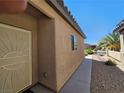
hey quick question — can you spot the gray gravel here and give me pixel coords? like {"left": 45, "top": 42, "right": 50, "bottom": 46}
{"left": 91, "top": 55, "right": 124, "bottom": 93}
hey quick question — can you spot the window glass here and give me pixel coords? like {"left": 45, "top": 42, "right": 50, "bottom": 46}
{"left": 71, "top": 35, "right": 78, "bottom": 50}
{"left": 71, "top": 35, "right": 74, "bottom": 50}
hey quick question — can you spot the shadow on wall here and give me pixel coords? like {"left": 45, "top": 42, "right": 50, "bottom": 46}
{"left": 91, "top": 57, "right": 124, "bottom": 93}
{"left": 24, "top": 58, "right": 91, "bottom": 93}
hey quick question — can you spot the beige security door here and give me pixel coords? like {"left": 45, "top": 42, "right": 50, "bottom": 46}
{"left": 0, "top": 23, "right": 32, "bottom": 93}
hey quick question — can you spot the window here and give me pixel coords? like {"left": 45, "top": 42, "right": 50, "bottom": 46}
{"left": 71, "top": 35, "right": 78, "bottom": 50}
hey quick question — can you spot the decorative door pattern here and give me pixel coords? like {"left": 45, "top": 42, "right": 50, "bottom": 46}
{"left": 0, "top": 24, "right": 32, "bottom": 93}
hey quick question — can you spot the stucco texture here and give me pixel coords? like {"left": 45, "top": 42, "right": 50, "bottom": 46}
{"left": 0, "top": 0, "right": 85, "bottom": 92}
{"left": 29, "top": 0, "right": 85, "bottom": 92}
{"left": 55, "top": 15, "right": 84, "bottom": 91}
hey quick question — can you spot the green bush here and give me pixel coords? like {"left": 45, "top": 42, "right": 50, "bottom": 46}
{"left": 85, "top": 48, "right": 94, "bottom": 55}
{"left": 105, "top": 60, "right": 116, "bottom": 66}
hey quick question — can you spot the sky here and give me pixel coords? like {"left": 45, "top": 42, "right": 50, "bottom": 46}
{"left": 64, "top": 0, "right": 124, "bottom": 45}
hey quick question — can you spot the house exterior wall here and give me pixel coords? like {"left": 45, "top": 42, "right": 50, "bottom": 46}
{"left": 38, "top": 18, "right": 57, "bottom": 90}
{"left": 55, "top": 18, "right": 84, "bottom": 91}
{"left": 0, "top": 0, "right": 85, "bottom": 92}
{"left": 113, "top": 20, "right": 124, "bottom": 65}
{"left": 29, "top": 0, "right": 85, "bottom": 92}
{"left": 120, "top": 31, "right": 124, "bottom": 65}
{"left": 0, "top": 7, "right": 57, "bottom": 92}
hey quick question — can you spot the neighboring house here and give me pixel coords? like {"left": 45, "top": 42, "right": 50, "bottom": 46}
{"left": 84, "top": 43, "right": 96, "bottom": 49}
{"left": 114, "top": 19, "right": 124, "bottom": 64}
{"left": 0, "top": 0, "right": 86, "bottom": 93}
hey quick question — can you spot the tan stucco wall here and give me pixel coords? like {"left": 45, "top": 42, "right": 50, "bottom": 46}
{"left": 29, "top": 0, "right": 85, "bottom": 92}
{"left": 0, "top": 6, "right": 57, "bottom": 92}
{"left": 0, "top": 11, "right": 38, "bottom": 86}
{"left": 55, "top": 17, "right": 84, "bottom": 91}
{"left": 0, "top": 1, "right": 85, "bottom": 92}
{"left": 38, "top": 18, "right": 57, "bottom": 90}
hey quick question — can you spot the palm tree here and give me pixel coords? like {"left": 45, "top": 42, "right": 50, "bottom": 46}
{"left": 97, "top": 32, "right": 120, "bottom": 51}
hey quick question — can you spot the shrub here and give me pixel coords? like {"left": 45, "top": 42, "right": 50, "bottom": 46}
{"left": 105, "top": 60, "right": 116, "bottom": 66}
{"left": 85, "top": 48, "right": 94, "bottom": 55}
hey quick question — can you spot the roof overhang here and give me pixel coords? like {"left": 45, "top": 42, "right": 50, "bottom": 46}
{"left": 113, "top": 24, "right": 124, "bottom": 34}
{"left": 45, "top": 0, "right": 86, "bottom": 39}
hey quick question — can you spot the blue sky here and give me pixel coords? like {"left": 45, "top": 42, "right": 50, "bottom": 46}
{"left": 64, "top": 0, "right": 124, "bottom": 44}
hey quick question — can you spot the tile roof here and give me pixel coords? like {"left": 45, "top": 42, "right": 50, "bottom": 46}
{"left": 113, "top": 19, "right": 124, "bottom": 33}
{"left": 46, "top": 0, "right": 86, "bottom": 38}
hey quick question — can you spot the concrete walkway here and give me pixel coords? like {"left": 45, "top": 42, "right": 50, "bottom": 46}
{"left": 30, "top": 55, "right": 92, "bottom": 93}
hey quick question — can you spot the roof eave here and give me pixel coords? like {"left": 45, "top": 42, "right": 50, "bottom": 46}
{"left": 113, "top": 25, "right": 124, "bottom": 33}
{"left": 45, "top": 0, "right": 86, "bottom": 39}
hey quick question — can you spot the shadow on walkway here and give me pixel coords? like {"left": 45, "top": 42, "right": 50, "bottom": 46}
{"left": 28, "top": 56, "right": 92, "bottom": 93}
